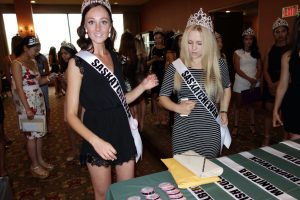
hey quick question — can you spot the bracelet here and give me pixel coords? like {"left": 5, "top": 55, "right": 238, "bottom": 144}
{"left": 220, "top": 111, "right": 227, "bottom": 113}
{"left": 46, "top": 76, "right": 51, "bottom": 83}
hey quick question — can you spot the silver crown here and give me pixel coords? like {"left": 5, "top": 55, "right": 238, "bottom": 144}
{"left": 172, "top": 30, "right": 182, "bottom": 39}
{"left": 272, "top": 18, "right": 288, "bottom": 30}
{"left": 61, "top": 41, "right": 77, "bottom": 51}
{"left": 81, "top": 0, "right": 111, "bottom": 13}
{"left": 28, "top": 37, "right": 40, "bottom": 46}
{"left": 153, "top": 26, "right": 163, "bottom": 34}
{"left": 186, "top": 8, "right": 213, "bottom": 32}
{"left": 242, "top": 28, "right": 255, "bottom": 36}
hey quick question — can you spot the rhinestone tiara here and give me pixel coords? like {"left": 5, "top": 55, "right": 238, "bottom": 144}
{"left": 172, "top": 30, "right": 182, "bottom": 39}
{"left": 81, "top": 0, "right": 111, "bottom": 13}
{"left": 186, "top": 8, "right": 213, "bottom": 32}
{"left": 242, "top": 27, "right": 255, "bottom": 36}
{"left": 61, "top": 41, "right": 77, "bottom": 51}
{"left": 28, "top": 37, "right": 40, "bottom": 46}
{"left": 153, "top": 26, "right": 163, "bottom": 34}
{"left": 272, "top": 18, "right": 288, "bottom": 30}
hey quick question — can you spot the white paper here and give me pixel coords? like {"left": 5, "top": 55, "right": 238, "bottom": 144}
{"left": 174, "top": 150, "right": 223, "bottom": 178}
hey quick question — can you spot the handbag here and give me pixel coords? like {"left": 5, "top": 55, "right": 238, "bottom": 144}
{"left": 18, "top": 114, "right": 46, "bottom": 132}
{"left": 241, "top": 87, "right": 261, "bottom": 104}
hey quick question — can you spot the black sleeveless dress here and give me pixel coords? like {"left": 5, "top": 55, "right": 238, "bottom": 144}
{"left": 75, "top": 50, "right": 137, "bottom": 166}
{"left": 281, "top": 51, "right": 300, "bottom": 134}
{"left": 263, "top": 45, "right": 288, "bottom": 102}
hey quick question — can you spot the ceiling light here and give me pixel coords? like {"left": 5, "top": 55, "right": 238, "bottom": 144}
{"left": 225, "top": 10, "right": 231, "bottom": 13}
{"left": 114, "top": 2, "right": 118, "bottom": 4}
{"left": 30, "top": 0, "right": 36, "bottom": 3}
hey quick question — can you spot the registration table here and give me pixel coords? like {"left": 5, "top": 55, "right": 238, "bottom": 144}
{"left": 106, "top": 139, "right": 300, "bottom": 199}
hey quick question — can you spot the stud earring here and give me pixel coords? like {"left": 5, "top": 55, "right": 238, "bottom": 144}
{"left": 85, "top": 30, "right": 88, "bottom": 39}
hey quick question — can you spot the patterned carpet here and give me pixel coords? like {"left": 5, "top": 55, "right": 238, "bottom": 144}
{"left": 2, "top": 86, "right": 285, "bottom": 199}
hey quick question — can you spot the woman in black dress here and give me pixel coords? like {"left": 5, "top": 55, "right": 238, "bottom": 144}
{"left": 66, "top": 1, "right": 158, "bottom": 199}
{"left": 273, "top": 13, "right": 300, "bottom": 140}
{"left": 263, "top": 18, "right": 289, "bottom": 146}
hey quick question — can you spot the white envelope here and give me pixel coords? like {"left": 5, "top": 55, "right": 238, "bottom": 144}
{"left": 174, "top": 150, "right": 223, "bottom": 178}
{"left": 18, "top": 114, "right": 46, "bottom": 132}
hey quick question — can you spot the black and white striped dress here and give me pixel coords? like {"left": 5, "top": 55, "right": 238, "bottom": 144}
{"left": 159, "top": 59, "right": 231, "bottom": 158}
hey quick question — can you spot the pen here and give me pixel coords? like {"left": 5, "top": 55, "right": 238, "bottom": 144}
{"left": 202, "top": 157, "right": 206, "bottom": 172}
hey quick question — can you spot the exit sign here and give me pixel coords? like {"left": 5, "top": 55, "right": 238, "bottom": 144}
{"left": 282, "top": 5, "right": 298, "bottom": 18}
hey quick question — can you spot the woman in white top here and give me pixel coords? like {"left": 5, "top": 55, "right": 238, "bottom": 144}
{"left": 232, "top": 28, "right": 262, "bottom": 136}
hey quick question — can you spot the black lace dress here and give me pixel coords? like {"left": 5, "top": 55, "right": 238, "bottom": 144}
{"left": 75, "top": 50, "right": 136, "bottom": 166}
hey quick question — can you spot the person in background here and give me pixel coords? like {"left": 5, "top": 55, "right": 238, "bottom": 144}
{"left": 0, "top": 79, "right": 7, "bottom": 177}
{"left": 165, "top": 31, "right": 182, "bottom": 128}
{"left": 119, "top": 31, "right": 139, "bottom": 118}
{"left": 134, "top": 35, "right": 148, "bottom": 132}
{"left": 48, "top": 46, "right": 61, "bottom": 96}
{"left": 3, "top": 34, "right": 22, "bottom": 87}
{"left": 232, "top": 28, "right": 262, "bottom": 136}
{"left": 262, "top": 18, "right": 289, "bottom": 146}
{"left": 66, "top": 1, "right": 158, "bottom": 199}
{"left": 11, "top": 36, "right": 56, "bottom": 179}
{"left": 147, "top": 27, "right": 167, "bottom": 125}
{"left": 59, "top": 41, "right": 79, "bottom": 161}
{"left": 1, "top": 35, "right": 22, "bottom": 148}
{"left": 273, "top": 13, "right": 300, "bottom": 140}
{"left": 35, "top": 43, "right": 51, "bottom": 133}
{"left": 215, "top": 31, "right": 227, "bottom": 60}
{"left": 159, "top": 8, "right": 231, "bottom": 158}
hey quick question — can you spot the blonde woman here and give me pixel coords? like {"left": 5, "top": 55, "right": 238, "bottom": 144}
{"left": 159, "top": 9, "right": 231, "bottom": 158}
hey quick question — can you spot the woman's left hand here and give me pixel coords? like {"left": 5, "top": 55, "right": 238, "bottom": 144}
{"left": 220, "top": 112, "right": 228, "bottom": 126}
{"left": 141, "top": 74, "right": 159, "bottom": 90}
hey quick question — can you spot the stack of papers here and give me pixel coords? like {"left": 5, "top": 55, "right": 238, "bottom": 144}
{"left": 161, "top": 150, "right": 223, "bottom": 189}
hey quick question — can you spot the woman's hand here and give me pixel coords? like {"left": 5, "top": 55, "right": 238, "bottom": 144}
{"left": 26, "top": 109, "right": 34, "bottom": 120}
{"left": 273, "top": 110, "right": 283, "bottom": 127}
{"left": 220, "top": 113, "right": 228, "bottom": 126}
{"left": 178, "top": 100, "right": 196, "bottom": 116}
{"left": 249, "top": 78, "right": 257, "bottom": 88}
{"left": 91, "top": 137, "right": 117, "bottom": 161}
{"left": 141, "top": 74, "right": 159, "bottom": 90}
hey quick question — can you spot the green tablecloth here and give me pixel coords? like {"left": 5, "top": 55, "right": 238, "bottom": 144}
{"left": 106, "top": 139, "right": 300, "bottom": 200}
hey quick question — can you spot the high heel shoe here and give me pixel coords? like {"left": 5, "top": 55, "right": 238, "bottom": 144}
{"left": 30, "top": 166, "right": 49, "bottom": 179}
{"left": 39, "top": 162, "right": 54, "bottom": 171}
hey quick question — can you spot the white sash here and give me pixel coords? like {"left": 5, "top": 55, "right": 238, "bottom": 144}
{"left": 172, "top": 58, "right": 231, "bottom": 151}
{"left": 77, "top": 50, "right": 142, "bottom": 162}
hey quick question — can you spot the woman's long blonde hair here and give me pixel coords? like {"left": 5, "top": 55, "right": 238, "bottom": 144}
{"left": 174, "top": 25, "right": 223, "bottom": 102}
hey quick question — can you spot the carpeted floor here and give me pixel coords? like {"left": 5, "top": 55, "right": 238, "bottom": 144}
{"left": 2, "top": 86, "right": 285, "bottom": 199}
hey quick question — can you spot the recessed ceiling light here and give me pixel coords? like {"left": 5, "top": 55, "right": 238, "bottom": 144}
{"left": 225, "top": 10, "right": 231, "bottom": 13}
{"left": 114, "top": 2, "right": 118, "bottom": 4}
{"left": 30, "top": 0, "right": 36, "bottom": 3}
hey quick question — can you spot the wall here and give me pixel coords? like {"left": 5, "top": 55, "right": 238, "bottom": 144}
{"left": 141, "top": 0, "right": 299, "bottom": 59}
{"left": 0, "top": 3, "right": 141, "bottom": 64}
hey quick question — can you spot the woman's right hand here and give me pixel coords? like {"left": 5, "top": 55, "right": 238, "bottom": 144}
{"left": 91, "top": 137, "right": 117, "bottom": 161}
{"left": 273, "top": 110, "right": 283, "bottom": 127}
{"left": 249, "top": 78, "right": 257, "bottom": 88}
{"left": 178, "top": 100, "right": 196, "bottom": 116}
{"left": 26, "top": 109, "right": 34, "bottom": 120}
